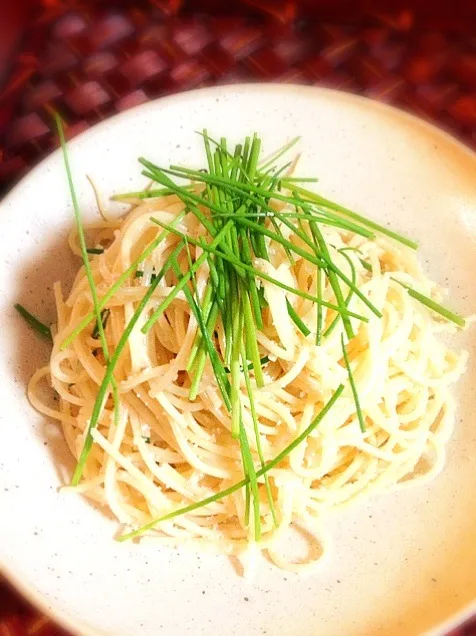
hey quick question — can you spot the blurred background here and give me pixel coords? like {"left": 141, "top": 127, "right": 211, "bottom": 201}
{"left": 0, "top": 0, "right": 475, "bottom": 634}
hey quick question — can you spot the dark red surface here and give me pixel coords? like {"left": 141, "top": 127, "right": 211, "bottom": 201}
{"left": 1, "top": 3, "right": 476, "bottom": 187}
{"left": 0, "top": 2, "right": 475, "bottom": 634}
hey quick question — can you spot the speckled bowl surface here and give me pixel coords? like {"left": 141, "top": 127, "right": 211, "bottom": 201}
{"left": 0, "top": 85, "right": 475, "bottom": 636}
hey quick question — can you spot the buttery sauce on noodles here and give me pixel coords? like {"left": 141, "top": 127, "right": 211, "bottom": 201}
{"left": 28, "top": 191, "right": 467, "bottom": 573}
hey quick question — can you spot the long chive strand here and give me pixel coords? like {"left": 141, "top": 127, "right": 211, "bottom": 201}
{"left": 242, "top": 290, "right": 265, "bottom": 388}
{"left": 14, "top": 304, "right": 52, "bottom": 341}
{"left": 324, "top": 250, "right": 357, "bottom": 338}
{"left": 316, "top": 266, "right": 323, "bottom": 345}
{"left": 60, "top": 210, "right": 187, "bottom": 349}
{"left": 152, "top": 166, "right": 414, "bottom": 249}
{"left": 189, "top": 301, "right": 220, "bottom": 400}
{"left": 187, "top": 284, "right": 214, "bottom": 372}
{"left": 286, "top": 298, "right": 311, "bottom": 337}
{"left": 230, "top": 279, "right": 243, "bottom": 437}
{"left": 71, "top": 241, "right": 184, "bottom": 485}
{"left": 392, "top": 278, "right": 465, "bottom": 329}
{"left": 341, "top": 334, "right": 366, "bottom": 433}
{"left": 310, "top": 220, "right": 354, "bottom": 340}
{"left": 241, "top": 342, "right": 277, "bottom": 526}
{"left": 56, "top": 115, "right": 121, "bottom": 459}
{"left": 239, "top": 420, "right": 261, "bottom": 541}
{"left": 150, "top": 217, "right": 369, "bottom": 321}
{"left": 142, "top": 219, "right": 236, "bottom": 334}
{"left": 119, "top": 384, "right": 344, "bottom": 541}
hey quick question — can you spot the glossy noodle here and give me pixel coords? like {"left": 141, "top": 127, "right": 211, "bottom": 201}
{"left": 28, "top": 187, "right": 467, "bottom": 573}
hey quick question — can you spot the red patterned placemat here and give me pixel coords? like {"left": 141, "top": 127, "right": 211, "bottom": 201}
{"left": 0, "top": 3, "right": 475, "bottom": 634}
{"left": 1, "top": 3, "right": 475, "bottom": 186}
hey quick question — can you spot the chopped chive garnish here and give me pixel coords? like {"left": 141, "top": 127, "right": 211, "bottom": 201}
{"left": 135, "top": 270, "right": 144, "bottom": 278}
{"left": 341, "top": 334, "right": 365, "bottom": 433}
{"left": 286, "top": 299, "right": 311, "bottom": 337}
{"left": 392, "top": 278, "right": 465, "bottom": 328}
{"left": 14, "top": 304, "right": 52, "bottom": 341}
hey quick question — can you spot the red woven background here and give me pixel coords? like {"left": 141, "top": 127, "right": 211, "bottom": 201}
{"left": 0, "top": 1, "right": 475, "bottom": 634}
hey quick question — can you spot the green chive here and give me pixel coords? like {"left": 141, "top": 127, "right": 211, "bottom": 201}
{"left": 150, "top": 216, "right": 369, "bottom": 321}
{"left": 241, "top": 342, "right": 277, "bottom": 526}
{"left": 341, "top": 334, "right": 366, "bottom": 433}
{"left": 242, "top": 291, "right": 265, "bottom": 388}
{"left": 56, "top": 115, "right": 122, "bottom": 472}
{"left": 71, "top": 241, "right": 184, "bottom": 485}
{"left": 14, "top": 304, "right": 52, "bottom": 341}
{"left": 149, "top": 218, "right": 363, "bottom": 318}
{"left": 291, "top": 184, "right": 418, "bottom": 250}
{"left": 161, "top": 167, "right": 377, "bottom": 241}
{"left": 316, "top": 266, "right": 323, "bottom": 346}
{"left": 224, "top": 356, "right": 270, "bottom": 374}
{"left": 286, "top": 299, "right": 311, "bottom": 337}
{"left": 60, "top": 209, "right": 188, "bottom": 350}
{"left": 323, "top": 250, "right": 357, "bottom": 339}
{"left": 392, "top": 278, "right": 465, "bottom": 328}
{"left": 141, "top": 219, "right": 236, "bottom": 335}
{"left": 239, "top": 420, "right": 261, "bottom": 540}
{"left": 230, "top": 289, "right": 244, "bottom": 437}
{"left": 173, "top": 249, "right": 231, "bottom": 411}
{"left": 259, "top": 136, "right": 301, "bottom": 171}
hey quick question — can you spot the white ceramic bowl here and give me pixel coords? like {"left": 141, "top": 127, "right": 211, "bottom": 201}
{"left": 1, "top": 85, "right": 475, "bottom": 636}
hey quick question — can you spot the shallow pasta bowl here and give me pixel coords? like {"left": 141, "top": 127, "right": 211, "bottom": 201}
{"left": 0, "top": 84, "right": 476, "bottom": 636}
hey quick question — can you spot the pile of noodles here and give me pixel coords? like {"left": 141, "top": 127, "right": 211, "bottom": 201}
{"left": 29, "top": 191, "right": 467, "bottom": 573}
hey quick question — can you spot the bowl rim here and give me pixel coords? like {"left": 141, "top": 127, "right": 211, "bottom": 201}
{"left": 1, "top": 82, "right": 475, "bottom": 636}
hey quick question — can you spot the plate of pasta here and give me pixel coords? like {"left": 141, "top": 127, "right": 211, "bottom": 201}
{"left": 1, "top": 84, "right": 475, "bottom": 636}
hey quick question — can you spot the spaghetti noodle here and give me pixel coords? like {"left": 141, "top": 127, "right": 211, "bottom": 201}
{"left": 27, "top": 133, "right": 468, "bottom": 573}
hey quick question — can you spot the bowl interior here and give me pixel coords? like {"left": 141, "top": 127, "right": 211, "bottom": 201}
{"left": 1, "top": 85, "right": 476, "bottom": 636}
